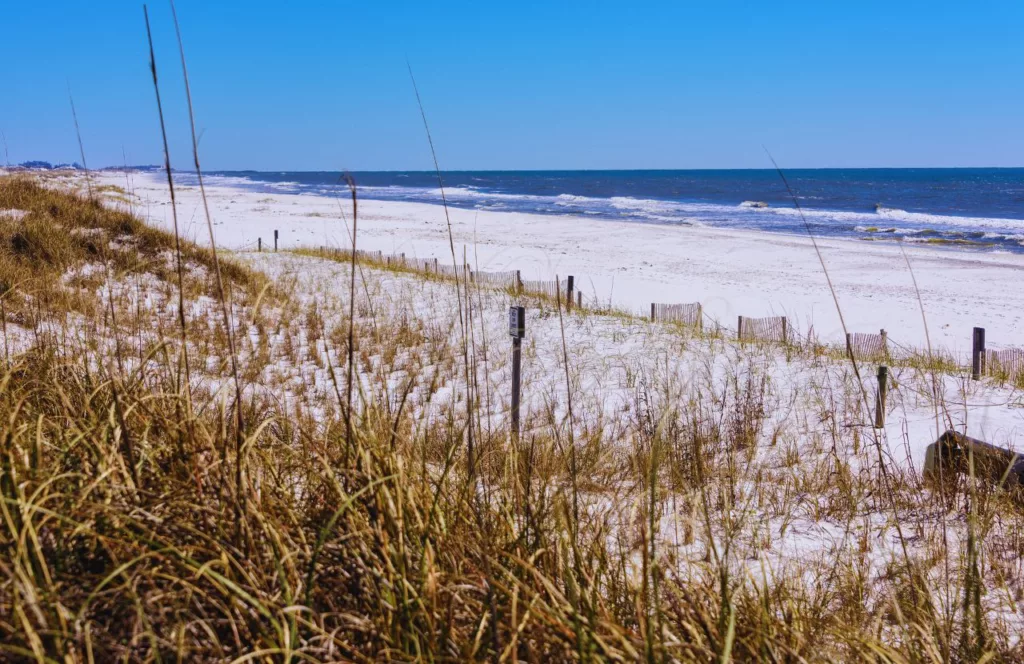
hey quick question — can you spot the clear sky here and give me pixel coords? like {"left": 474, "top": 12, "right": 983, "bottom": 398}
{"left": 2, "top": 1, "right": 1022, "bottom": 171}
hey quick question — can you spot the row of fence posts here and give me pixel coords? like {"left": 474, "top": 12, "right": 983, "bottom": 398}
{"left": 260, "top": 241, "right": 993, "bottom": 388}
{"left": 257, "top": 230, "right": 279, "bottom": 253}
{"left": 511, "top": 288, "right": 997, "bottom": 438}
{"left": 513, "top": 304, "right": 892, "bottom": 435}
{"left": 247, "top": 241, "right": 1000, "bottom": 437}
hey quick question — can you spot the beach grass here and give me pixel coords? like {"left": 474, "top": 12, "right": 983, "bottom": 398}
{"left": 0, "top": 174, "right": 1022, "bottom": 661}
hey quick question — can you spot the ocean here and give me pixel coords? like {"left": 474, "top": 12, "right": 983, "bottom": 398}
{"left": 196, "top": 168, "right": 1024, "bottom": 253}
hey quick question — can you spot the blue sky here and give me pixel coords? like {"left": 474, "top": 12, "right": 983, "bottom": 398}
{"left": 2, "top": 1, "right": 1022, "bottom": 170}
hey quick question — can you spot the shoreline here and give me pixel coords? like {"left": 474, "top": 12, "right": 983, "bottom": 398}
{"left": 102, "top": 169, "right": 1024, "bottom": 353}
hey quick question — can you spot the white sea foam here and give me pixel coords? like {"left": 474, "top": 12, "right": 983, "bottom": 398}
{"left": 198, "top": 174, "right": 1024, "bottom": 241}
{"left": 768, "top": 204, "right": 1024, "bottom": 231}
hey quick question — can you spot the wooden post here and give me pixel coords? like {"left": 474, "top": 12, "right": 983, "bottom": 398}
{"left": 880, "top": 328, "right": 888, "bottom": 359}
{"left": 566, "top": 276, "right": 574, "bottom": 312}
{"left": 846, "top": 332, "right": 854, "bottom": 358}
{"left": 875, "top": 365, "right": 888, "bottom": 428}
{"left": 737, "top": 315, "right": 744, "bottom": 341}
{"left": 972, "top": 327, "right": 986, "bottom": 380}
{"left": 781, "top": 318, "right": 788, "bottom": 345}
{"left": 515, "top": 269, "right": 522, "bottom": 293}
{"left": 577, "top": 291, "right": 582, "bottom": 309}
{"left": 257, "top": 237, "right": 262, "bottom": 253}
{"left": 509, "top": 306, "right": 525, "bottom": 442}
{"left": 697, "top": 304, "right": 703, "bottom": 332}
{"left": 651, "top": 303, "right": 656, "bottom": 322}
{"left": 274, "top": 229, "right": 279, "bottom": 252}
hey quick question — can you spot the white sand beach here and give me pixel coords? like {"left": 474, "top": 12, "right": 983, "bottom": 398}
{"left": 112, "top": 170, "right": 1024, "bottom": 355}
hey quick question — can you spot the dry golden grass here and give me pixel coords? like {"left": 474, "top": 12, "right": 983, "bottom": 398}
{"left": 0, "top": 176, "right": 1022, "bottom": 662}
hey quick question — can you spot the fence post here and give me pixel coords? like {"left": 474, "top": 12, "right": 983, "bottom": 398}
{"left": 651, "top": 303, "right": 656, "bottom": 322}
{"left": 515, "top": 270, "right": 522, "bottom": 293}
{"left": 972, "top": 327, "right": 986, "bottom": 380}
{"left": 258, "top": 237, "right": 262, "bottom": 253}
{"left": 697, "top": 304, "right": 703, "bottom": 332}
{"left": 880, "top": 328, "right": 888, "bottom": 360}
{"left": 509, "top": 306, "right": 526, "bottom": 442}
{"left": 577, "top": 291, "right": 582, "bottom": 309}
{"left": 566, "top": 276, "right": 574, "bottom": 312}
{"left": 875, "top": 365, "right": 888, "bottom": 428}
{"left": 781, "top": 318, "right": 788, "bottom": 345}
{"left": 846, "top": 332, "right": 854, "bottom": 358}
{"left": 737, "top": 316, "right": 744, "bottom": 341}
{"left": 274, "top": 229, "right": 278, "bottom": 252}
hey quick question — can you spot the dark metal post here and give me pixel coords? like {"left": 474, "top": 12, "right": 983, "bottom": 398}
{"left": 972, "top": 327, "right": 986, "bottom": 380}
{"left": 875, "top": 365, "right": 888, "bottom": 428}
{"left": 257, "top": 237, "right": 262, "bottom": 253}
{"left": 566, "top": 276, "right": 574, "bottom": 312}
{"left": 509, "top": 306, "right": 525, "bottom": 442}
{"left": 274, "top": 229, "right": 279, "bottom": 252}
{"left": 512, "top": 336, "right": 522, "bottom": 440}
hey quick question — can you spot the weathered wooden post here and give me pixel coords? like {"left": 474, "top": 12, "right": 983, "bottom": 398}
{"left": 875, "top": 365, "right": 888, "bottom": 428}
{"left": 274, "top": 229, "right": 279, "bottom": 252}
{"left": 846, "top": 332, "right": 853, "bottom": 358}
{"left": 781, "top": 318, "right": 788, "bottom": 345}
{"left": 972, "top": 327, "right": 986, "bottom": 380}
{"left": 737, "top": 315, "right": 745, "bottom": 341}
{"left": 880, "top": 329, "right": 888, "bottom": 360}
{"left": 577, "top": 291, "right": 582, "bottom": 309}
{"left": 697, "top": 304, "right": 704, "bottom": 332}
{"left": 257, "top": 237, "right": 262, "bottom": 253}
{"left": 651, "top": 303, "right": 657, "bottom": 322}
{"left": 566, "top": 276, "right": 574, "bottom": 312}
{"left": 514, "top": 269, "right": 522, "bottom": 293}
{"left": 509, "top": 306, "right": 526, "bottom": 442}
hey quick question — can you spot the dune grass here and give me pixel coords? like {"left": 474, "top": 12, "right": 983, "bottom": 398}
{"left": 0, "top": 175, "right": 1022, "bottom": 661}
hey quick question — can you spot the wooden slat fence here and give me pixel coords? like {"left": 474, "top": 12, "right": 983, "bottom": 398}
{"left": 847, "top": 330, "right": 888, "bottom": 361}
{"left": 651, "top": 302, "right": 703, "bottom": 330}
{"left": 404, "top": 257, "right": 441, "bottom": 273}
{"left": 354, "top": 249, "right": 383, "bottom": 262}
{"left": 318, "top": 247, "right": 525, "bottom": 290}
{"left": 738, "top": 316, "right": 789, "bottom": 344}
{"left": 434, "top": 262, "right": 471, "bottom": 280}
{"left": 469, "top": 270, "right": 520, "bottom": 290}
{"left": 520, "top": 279, "right": 569, "bottom": 300}
{"left": 986, "top": 347, "right": 1024, "bottom": 381}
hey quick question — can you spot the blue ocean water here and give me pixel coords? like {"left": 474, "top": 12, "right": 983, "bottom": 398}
{"left": 200, "top": 169, "right": 1024, "bottom": 252}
